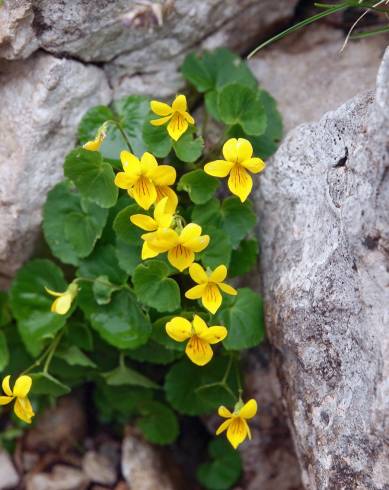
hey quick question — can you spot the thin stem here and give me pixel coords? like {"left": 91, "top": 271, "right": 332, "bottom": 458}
{"left": 43, "top": 330, "right": 64, "bottom": 374}
{"left": 105, "top": 119, "right": 133, "bottom": 152}
{"left": 119, "top": 352, "right": 126, "bottom": 369}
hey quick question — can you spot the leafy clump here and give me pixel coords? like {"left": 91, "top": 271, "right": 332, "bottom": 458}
{"left": 1, "top": 47, "right": 282, "bottom": 485}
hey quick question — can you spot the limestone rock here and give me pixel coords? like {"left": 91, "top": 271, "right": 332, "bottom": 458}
{"left": 82, "top": 451, "right": 117, "bottom": 485}
{"left": 0, "top": 52, "right": 111, "bottom": 285}
{"left": 249, "top": 25, "right": 389, "bottom": 132}
{"left": 0, "top": 450, "right": 20, "bottom": 489}
{"left": 121, "top": 429, "right": 175, "bottom": 490}
{"left": 255, "top": 47, "right": 389, "bottom": 489}
{"left": 26, "top": 465, "right": 88, "bottom": 490}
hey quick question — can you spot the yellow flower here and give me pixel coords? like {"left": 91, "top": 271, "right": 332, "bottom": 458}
{"left": 185, "top": 263, "right": 237, "bottom": 314}
{"left": 204, "top": 138, "right": 265, "bottom": 202}
{"left": 150, "top": 94, "right": 195, "bottom": 141}
{"left": 216, "top": 398, "right": 257, "bottom": 449}
{"left": 130, "top": 197, "right": 176, "bottom": 260}
{"left": 166, "top": 315, "right": 227, "bottom": 366}
{"left": 83, "top": 131, "right": 105, "bottom": 152}
{"left": 114, "top": 151, "right": 176, "bottom": 210}
{"left": 45, "top": 283, "right": 78, "bottom": 315}
{"left": 144, "top": 223, "right": 210, "bottom": 271}
{"left": 0, "top": 375, "right": 35, "bottom": 424}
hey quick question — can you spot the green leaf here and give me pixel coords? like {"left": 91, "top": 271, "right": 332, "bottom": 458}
{"left": 126, "top": 340, "right": 182, "bottom": 365}
{"left": 115, "top": 239, "right": 142, "bottom": 276}
{"left": 113, "top": 204, "right": 143, "bottom": 244}
{"left": 165, "top": 357, "right": 238, "bottom": 416}
{"left": 177, "top": 170, "right": 219, "bottom": 205}
{"left": 64, "top": 199, "right": 108, "bottom": 258}
{"left": 221, "top": 197, "right": 256, "bottom": 248}
{"left": 217, "top": 288, "right": 265, "bottom": 350}
{"left": 137, "top": 401, "right": 179, "bottom": 445}
{"left": 142, "top": 121, "right": 172, "bottom": 158}
{"left": 64, "top": 148, "right": 118, "bottom": 208}
{"left": 229, "top": 239, "right": 258, "bottom": 277}
{"left": 89, "top": 290, "right": 152, "bottom": 350}
{"left": 10, "top": 260, "right": 67, "bottom": 356}
{"left": 205, "top": 90, "right": 221, "bottom": 121}
{"left": 113, "top": 95, "right": 151, "bottom": 157}
{"left": 200, "top": 227, "right": 232, "bottom": 269}
{"left": 133, "top": 260, "right": 180, "bottom": 313}
{"left": 173, "top": 132, "right": 204, "bottom": 163}
{"left": 0, "top": 332, "right": 9, "bottom": 372}
{"left": 218, "top": 84, "right": 266, "bottom": 136}
{"left": 197, "top": 438, "right": 242, "bottom": 490}
{"left": 77, "top": 244, "right": 128, "bottom": 284}
{"left": 30, "top": 372, "right": 71, "bottom": 397}
{"left": 65, "top": 321, "right": 93, "bottom": 351}
{"left": 182, "top": 48, "right": 257, "bottom": 93}
{"left": 0, "top": 292, "right": 11, "bottom": 328}
{"left": 78, "top": 105, "right": 114, "bottom": 143}
{"left": 56, "top": 345, "right": 96, "bottom": 368}
{"left": 43, "top": 181, "right": 81, "bottom": 265}
{"left": 103, "top": 364, "right": 159, "bottom": 389}
{"left": 191, "top": 199, "right": 222, "bottom": 230}
{"left": 92, "top": 275, "right": 118, "bottom": 305}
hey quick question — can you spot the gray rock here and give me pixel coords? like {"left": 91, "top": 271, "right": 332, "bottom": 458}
{"left": 249, "top": 25, "right": 389, "bottom": 132}
{"left": 26, "top": 465, "right": 88, "bottom": 490}
{"left": 255, "top": 47, "right": 389, "bottom": 489}
{"left": 121, "top": 429, "right": 174, "bottom": 490}
{"left": 0, "top": 450, "right": 19, "bottom": 489}
{"left": 0, "top": 52, "right": 111, "bottom": 286}
{"left": 82, "top": 451, "right": 117, "bottom": 485}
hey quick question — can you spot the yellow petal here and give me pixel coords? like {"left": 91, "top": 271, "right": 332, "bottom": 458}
{"left": 151, "top": 165, "right": 176, "bottom": 186}
{"left": 204, "top": 160, "right": 234, "bottom": 178}
{"left": 184, "top": 235, "right": 210, "bottom": 253}
{"left": 189, "top": 263, "right": 208, "bottom": 285}
{"left": 150, "top": 115, "right": 172, "bottom": 126}
{"left": 44, "top": 287, "right": 63, "bottom": 297}
{"left": 14, "top": 397, "right": 34, "bottom": 424}
{"left": 201, "top": 284, "right": 222, "bottom": 314}
{"left": 141, "top": 240, "right": 160, "bottom": 260}
{"left": 51, "top": 294, "right": 72, "bottom": 315}
{"left": 241, "top": 157, "right": 266, "bottom": 174}
{"left": 244, "top": 419, "right": 252, "bottom": 440}
{"left": 228, "top": 165, "right": 252, "bottom": 202}
{"left": 140, "top": 152, "right": 158, "bottom": 176}
{"left": 171, "top": 94, "right": 187, "bottom": 112}
{"left": 168, "top": 245, "right": 194, "bottom": 271}
{"left": 222, "top": 138, "right": 239, "bottom": 162}
{"left": 150, "top": 100, "right": 173, "bottom": 116}
{"left": 165, "top": 317, "right": 192, "bottom": 342}
{"left": 185, "top": 336, "right": 213, "bottom": 366}
{"left": 180, "top": 223, "right": 201, "bottom": 243}
{"left": 238, "top": 399, "right": 258, "bottom": 419}
{"left": 120, "top": 151, "right": 141, "bottom": 173}
{"left": 209, "top": 265, "right": 227, "bottom": 283}
{"left": 219, "top": 282, "right": 238, "bottom": 295}
{"left": 183, "top": 111, "right": 195, "bottom": 125}
{"left": 153, "top": 196, "right": 168, "bottom": 219}
{"left": 236, "top": 138, "right": 253, "bottom": 162}
{"left": 83, "top": 138, "right": 101, "bottom": 152}
{"left": 0, "top": 396, "right": 13, "bottom": 405}
{"left": 114, "top": 172, "right": 138, "bottom": 190}
{"left": 185, "top": 284, "right": 206, "bottom": 300}
{"left": 227, "top": 417, "right": 248, "bottom": 449}
{"left": 130, "top": 214, "right": 157, "bottom": 232}
{"left": 192, "top": 315, "right": 208, "bottom": 335}
{"left": 218, "top": 405, "right": 233, "bottom": 418}
{"left": 200, "top": 325, "right": 227, "bottom": 344}
{"left": 2, "top": 376, "right": 12, "bottom": 396}
{"left": 155, "top": 186, "right": 178, "bottom": 215}
{"left": 13, "top": 375, "right": 32, "bottom": 398}
{"left": 146, "top": 228, "right": 179, "bottom": 252}
{"left": 132, "top": 176, "right": 157, "bottom": 210}
{"left": 216, "top": 418, "right": 232, "bottom": 436}
{"left": 167, "top": 113, "right": 188, "bottom": 141}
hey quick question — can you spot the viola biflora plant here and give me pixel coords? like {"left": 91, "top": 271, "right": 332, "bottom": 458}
{"left": 1, "top": 48, "right": 282, "bottom": 489}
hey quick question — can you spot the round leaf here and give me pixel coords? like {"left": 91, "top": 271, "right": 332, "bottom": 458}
{"left": 221, "top": 197, "right": 256, "bottom": 248}
{"left": 137, "top": 401, "right": 179, "bottom": 445}
{"left": 177, "top": 170, "right": 219, "bottom": 205}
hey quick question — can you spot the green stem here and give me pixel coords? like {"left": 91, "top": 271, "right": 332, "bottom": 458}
{"left": 43, "top": 330, "right": 64, "bottom": 374}
{"left": 105, "top": 119, "right": 133, "bottom": 152}
{"left": 119, "top": 352, "right": 126, "bottom": 369}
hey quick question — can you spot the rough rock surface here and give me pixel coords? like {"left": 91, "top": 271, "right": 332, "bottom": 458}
{"left": 0, "top": 53, "right": 111, "bottom": 285}
{"left": 0, "top": 450, "right": 20, "bottom": 489}
{"left": 255, "top": 47, "right": 389, "bottom": 489}
{"left": 250, "top": 25, "right": 389, "bottom": 132}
